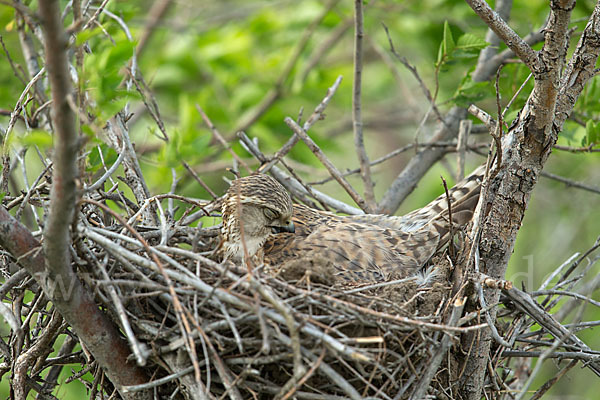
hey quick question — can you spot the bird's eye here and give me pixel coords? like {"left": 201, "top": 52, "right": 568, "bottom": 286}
{"left": 263, "top": 208, "right": 279, "bottom": 220}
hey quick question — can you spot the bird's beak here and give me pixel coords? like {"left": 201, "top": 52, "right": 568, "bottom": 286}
{"left": 271, "top": 220, "right": 295, "bottom": 234}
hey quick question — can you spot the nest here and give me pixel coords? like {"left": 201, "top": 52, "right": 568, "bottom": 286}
{"left": 77, "top": 194, "right": 472, "bottom": 399}
{"left": 3, "top": 169, "right": 600, "bottom": 400}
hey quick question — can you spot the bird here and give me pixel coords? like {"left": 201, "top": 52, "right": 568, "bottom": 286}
{"left": 221, "top": 174, "right": 296, "bottom": 264}
{"left": 221, "top": 167, "right": 485, "bottom": 285}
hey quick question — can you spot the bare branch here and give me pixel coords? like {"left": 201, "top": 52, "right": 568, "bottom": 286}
{"left": 135, "top": 0, "right": 174, "bottom": 58}
{"left": 233, "top": 0, "right": 339, "bottom": 134}
{"left": 556, "top": 1, "right": 600, "bottom": 126}
{"left": 259, "top": 75, "right": 343, "bottom": 175}
{"left": 35, "top": 1, "right": 151, "bottom": 396}
{"left": 196, "top": 104, "right": 251, "bottom": 173}
{"left": 284, "top": 117, "right": 371, "bottom": 212}
{"left": 540, "top": 170, "right": 600, "bottom": 195}
{"left": 352, "top": 0, "right": 376, "bottom": 210}
{"left": 465, "top": 0, "right": 540, "bottom": 72}
{"left": 238, "top": 132, "right": 364, "bottom": 215}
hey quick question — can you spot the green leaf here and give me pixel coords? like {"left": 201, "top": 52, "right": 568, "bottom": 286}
{"left": 87, "top": 144, "right": 118, "bottom": 173}
{"left": 19, "top": 130, "right": 53, "bottom": 148}
{"left": 452, "top": 77, "right": 493, "bottom": 107}
{"left": 75, "top": 27, "right": 103, "bottom": 46}
{"left": 585, "top": 119, "right": 600, "bottom": 145}
{"left": 437, "top": 21, "right": 456, "bottom": 66}
{"left": 454, "top": 33, "right": 489, "bottom": 58}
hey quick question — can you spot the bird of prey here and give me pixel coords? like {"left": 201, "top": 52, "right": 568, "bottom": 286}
{"left": 221, "top": 174, "right": 296, "bottom": 264}
{"left": 221, "top": 167, "right": 484, "bottom": 285}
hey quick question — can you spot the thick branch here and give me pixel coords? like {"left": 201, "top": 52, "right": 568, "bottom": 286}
{"left": 35, "top": 1, "right": 150, "bottom": 397}
{"left": 39, "top": 0, "right": 79, "bottom": 283}
{"left": 556, "top": 1, "right": 600, "bottom": 126}
{"left": 465, "top": 0, "right": 541, "bottom": 72}
{"left": 377, "top": 0, "right": 537, "bottom": 214}
{"left": 527, "top": 0, "right": 575, "bottom": 135}
{"left": 459, "top": 2, "right": 592, "bottom": 399}
{"left": 0, "top": 207, "right": 150, "bottom": 397}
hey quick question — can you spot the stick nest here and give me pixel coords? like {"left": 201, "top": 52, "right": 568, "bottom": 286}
{"left": 3, "top": 174, "right": 599, "bottom": 399}
{"left": 73, "top": 193, "right": 484, "bottom": 399}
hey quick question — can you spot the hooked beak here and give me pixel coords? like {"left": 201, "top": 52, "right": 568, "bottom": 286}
{"left": 270, "top": 220, "right": 295, "bottom": 234}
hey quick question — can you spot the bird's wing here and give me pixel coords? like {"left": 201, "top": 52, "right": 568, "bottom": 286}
{"left": 263, "top": 165, "right": 485, "bottom": 284}
{"left": 264, "top": 219, "right": 440, "bottom": 284}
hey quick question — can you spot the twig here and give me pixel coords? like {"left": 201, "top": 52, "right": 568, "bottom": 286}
{"left": 409, "top": 297, "right": 466, "bottom": 400}
{"left": 502, "top": 72, "right": 533, "bottom": 118}
{"left": 514, "top": 304, "right": 583, "bottom": 400}
{"left": 531, "top": 289, "right": 600, "bottom": 308}
{"left": 456, "top": 119, "right": 471, "bottom": 180}
{"left": 122, "top": 366, "right": 195, "bottom": 393}
{"left": 491, "top": 64, "right": 504, "bottom": 172}
{"left": 274, "top": 331, "right": 362, "bottom": 400}
{"left": 83, "top": 199, "right": 202, "bottom": 382}
{"left": 503, "top": 286, "right": 600, "bottom": 376}
{"left": 441, "top": 176, "right": 455, "bottom": 260}
{"left": 238, "top": 131, "right": 363, "bottom": 215}
{"left": 249, "top": 279, "right": 306, "bottom": 399}
{"left": 126, "top": 68, "right": 169, "bottom": 141}
{"left": 97, "top": 257, "right": 150, "bottom": 365}
{"left": 182, "top": 161, "right": 219, "bottom": 200}
{"left": 196, "top": 104, "right": 251, "bottom": 173}
{"left": 259, "top": 75, "right": 343, "bottom": 175}
{"left": 464, "top": 0, "right": 540, "bottom": 72}
{"left": 284, "top": 117, "right": 371, "bottom": 212}
{"left": 135, "top": 0, "right": 174, "bottom": 58}
{"left": 280, "top": 348, "right": 326, "bottom": 400}
{"left": 530, "top": 359, "right": 578, "bottom": 400}
{"left": 81, "top": 0, "right": 110, "bottom": 31}
{"left": 467, "top": 104, "right": 496, "bottom": 131}
{"left": 14, "top": 161, "right": 52, "bottom": 223}
{"left": 233, "top": 0, "right": 339, "bottom": 134}
{"left": 311, "top": 141, "right": 488, "bottom": 185}
{"left": 352, "top": 0, "right": 375, "bottom": 210}
{"left": 502, "top": 350, "right": 600, "bottom": 361}
{"left": 2, "top": 67, "right": 46, "bottom": 155}
{"left": 382, "top": 23, "right": 446, "bottom": 125}
{"left": 84, "top": 141, "right": 127, "bottom": 192}
{"left": 553, "top": 144, "right": 600, "bottom": 152}
{"left": 105, "top": 115, "right": 156, "bottom": 224}
{"left": 540, "top": 170, "right": 600, "bottom": 195}
{"left": 298, "top": 17, "right": 353, "bottom": 84}
{"left": 0, "top": 35, "right": 27, "bottom": 85}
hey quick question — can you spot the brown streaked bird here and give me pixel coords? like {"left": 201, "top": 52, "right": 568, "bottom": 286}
{"left": 221, "top": 167, "right": 485, "bottom": 284}
{"left": 221, "top": 174, "right": 295, "bottom": 263}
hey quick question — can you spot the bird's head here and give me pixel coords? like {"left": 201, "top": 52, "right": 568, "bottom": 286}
{"left": 221, "top": 174, "right": 295, "bottom": 262}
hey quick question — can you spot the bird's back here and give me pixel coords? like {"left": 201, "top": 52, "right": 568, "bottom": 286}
{"left": 263, "top": 166, "right": 485, "bottom": 284}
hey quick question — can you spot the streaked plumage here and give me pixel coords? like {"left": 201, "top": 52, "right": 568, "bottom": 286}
{"left": 221, "top": 174, "right": 295, "bottom": 263}
{"left": 221, "top": 167, "right": 484, "bottom": 284}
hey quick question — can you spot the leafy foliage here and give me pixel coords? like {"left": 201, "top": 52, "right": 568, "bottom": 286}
{"left": 0, "top": 0, "right": 600, "bottom": 398}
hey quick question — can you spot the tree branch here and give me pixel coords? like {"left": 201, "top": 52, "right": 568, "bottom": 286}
{"left": 378, "top": 0, "right": 521, "bottom": 214}
{"left": 35, "top": 1, "right": 150, "bottom": 397}
{"left": 352, "top": 0, "right": 376, "bottom": 210}
{"left": 458, "top": 2, "right": 593, "bottom": 399}
{"left": 465, "top": 0, "right": 541, "bottom": 72}
{"left": 284, "top": 117, "right": 371, "bottom": 212}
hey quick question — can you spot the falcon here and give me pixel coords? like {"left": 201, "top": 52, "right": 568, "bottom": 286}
{"left": 221, "top": 167, "right": 484, "bottom": 284}
{"left": 221, "top": 174, "right": 296, "bottom": 264}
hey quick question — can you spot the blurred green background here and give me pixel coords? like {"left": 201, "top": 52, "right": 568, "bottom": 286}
{"left": 1, "top": 0, "right": 599, "bottom": 398}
